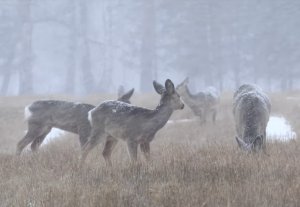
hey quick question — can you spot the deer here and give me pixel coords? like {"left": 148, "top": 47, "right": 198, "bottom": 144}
{"left": 233, "top": 84, "right": 271, "bottom": 152}
{"left": 80, "top": 79, "right": 184, "bottom": 166}
{"left": 176, "top": 77, "right": 219, "bottom": 124}
{"left": 16, "top": 87, "right": 134, "bottom": 155}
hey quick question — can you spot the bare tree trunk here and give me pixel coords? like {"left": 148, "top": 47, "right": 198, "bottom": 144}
{"left": 280, "top": 76, "right": 287, "bottom": 91}
{"left": 0, "top": 45, "right": 16, "bottom": 95}
{"left": 232, "top": 32, "right": 241, "bottom": 89}
{"left": 18, "top": 0, "right": 33, "bottom": 95}
{"left": 205, "top": 2, "right": 214, "bottom": 87}
{"left": 65, "top": 1, "right": 77, "bottom": 94}
{"left": 234, "top": 70, "right": 240, "bottom": 89}
{"left": 0, "top": 2, "right": 20, "bottom": 95}
{"left": 1, "top": 67, "right": 12, "bottom": 95}
{"left": 288, "top": 73, "right": 294, "bottom": 91}
{"left": 79, "top": 0, "right": 94, "bottom": 94}
{"left": 97, "top": 0, "right": 113, "bottom": 92}
{"left": 267, "top": 75, "right": 272, "bottom": 91}
{"left": 217, "top": 68, "right": 224, "bottom": 92}
{"left": 140, "top": 0, "right": 156, "bottom": 92}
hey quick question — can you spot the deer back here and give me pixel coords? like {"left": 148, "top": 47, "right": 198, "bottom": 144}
{"left": 233, "top": 84, "right": 271, "bottom": 151}
{"left": 26, "top": 100, "right": 94, "bottom": 132}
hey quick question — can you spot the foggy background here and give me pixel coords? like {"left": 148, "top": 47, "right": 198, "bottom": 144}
{"left": 0, "top": 0, "right": 299, "bottom": 96}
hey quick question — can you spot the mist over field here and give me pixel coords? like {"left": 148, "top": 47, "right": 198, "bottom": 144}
{"left": 0, "top": 0, "right": 300, "bottom": 95}
{"left": 0, "top": 1, "right": 300, "bottom": 207}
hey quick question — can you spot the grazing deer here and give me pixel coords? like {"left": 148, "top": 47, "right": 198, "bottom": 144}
{"left": 16, "top": 88, "right": 134, "bottom": 155}
{"left": 80, "top": 79, "right": 184, "bottom": 166}
{"left": 176, "top": 77, "right": 219, "bottom": 124}
{"left": 233, "top": 84, "right": 271, "bottom": 152}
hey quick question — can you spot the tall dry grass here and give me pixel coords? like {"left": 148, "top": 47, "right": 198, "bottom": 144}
{"left": 0, "top": 92, "right": 299, "bottom": 207}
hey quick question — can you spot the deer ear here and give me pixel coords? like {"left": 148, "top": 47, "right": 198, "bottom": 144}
{"left": 177, "top": 77, "right": 189, "bottom": 88}
{"left": 235, "top": 136, "right": 249, "bottom": 151}
{"left": 165, "top": 79, "right": 175, "bottom": 94}
{"left": 153, "top": 81, "right": 165, "bottom": 95}
{"left": 118, "top": 88, "right": 134, "bottom": 103}
{"left": 183, "top": 77, "right": 189, "bottom": 84}
{"left": 118, "top": 85, "right": 125, "bottom": 97}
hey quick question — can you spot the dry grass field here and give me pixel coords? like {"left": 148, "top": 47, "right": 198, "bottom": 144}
{"left": 0, "top": 91, "right": 299, "bottom": 207}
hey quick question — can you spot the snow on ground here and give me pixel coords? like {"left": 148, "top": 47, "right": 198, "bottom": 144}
{"left": 267, "top": 116, "right": 296, "bottom": 142}
{"left": 168, "top": 116, "right": 297, "bottom": 142}
{"left": 36, "top": 116, "right": 296, "bottom": 146}
{"left": 41, "top": 128, "right": 65, "bottom": 145}
{"left": 286, "top": 96, "right": 300, "bottom": 101}
{"left": 22, "top": 128, "right": 65, "bottom": 152}
{"left": 167, "top": 119, "right": 197, "bottom": 124}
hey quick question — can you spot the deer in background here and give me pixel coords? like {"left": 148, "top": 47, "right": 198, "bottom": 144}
{"left": 16, "top": 87, "right": 134, "bottom": 155}
{"left": 80, "top": 79, "right": 184, "bottom": 166}
{"left": 176, "top": 77, "right": 220, "bottom": 124}
{"left": 233, "top": 84, "right": 271, "bottom": 152}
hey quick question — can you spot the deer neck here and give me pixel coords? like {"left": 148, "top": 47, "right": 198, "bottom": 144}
{"left": 180, "top": 86, "right": 195, "bottom": 106}
{"left": 242, "top": 123, "right": 260, "bottom": 143}
{"left": 149, "top": 103, "right": 173, "bottom": 128}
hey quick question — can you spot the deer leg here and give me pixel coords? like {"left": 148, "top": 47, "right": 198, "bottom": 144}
{"left": 263, "top": 130, "right": 267, "bottom": 152}
{"left": 140, "top": 142, "right": 150, "bottom": 161}
{"left": 16, "top": 123, "right": 49, "bottom": 155}
{"left": 102, "top": 137, "right": 118, "bottom": 167}
{"left": 127, "top": 140, "right": 138, "bottom": 162}
{"left": 80, "top": 129, "right": 105, "bottom": 166}
{"left": 202, "top": 109, "right": 207, "bottom": 124}
{"left": 197, "top": 110, "right": 206, "bottom": 125}
{"left": 212, "top": 109, "right": 217, "bottom": 124}
{"left": 78, "top": 128, "right": 91, "bottom": 149}
{"left": 30, "top": 127, "right": 52, "bottom": 152}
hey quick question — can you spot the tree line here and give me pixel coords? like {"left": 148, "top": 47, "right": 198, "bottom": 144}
{"left": 0, "top": 0, "right": 299, "bottom": 95}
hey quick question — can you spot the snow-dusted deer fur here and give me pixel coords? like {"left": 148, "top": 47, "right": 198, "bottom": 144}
{"left": 233, "top": 84, "right": 271, "bottom": 152}
{"left": 81, "top": 79, "right": 184, "bottom": 166}
{"left": 16, "top": 88, "right": 134, "bottom": 155}
{"left": 176, "top": 77, "right": 219, "bottom": 124}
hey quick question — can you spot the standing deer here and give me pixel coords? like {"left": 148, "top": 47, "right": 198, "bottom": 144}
{"left": 16, "top": 88, "right": 134, "bottom": 155}
{"left": 176, "top": 77, "right": 219, "bottom": 124}
{"left": 233, "top": 84, "right": 271, "bottom": 152}
{"left": 80, "top": 79, "right": 184, "bottom": 166}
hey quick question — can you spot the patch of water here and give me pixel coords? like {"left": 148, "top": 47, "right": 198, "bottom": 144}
{"left": 267, "top": 116, "right": 296, "bottom": 142}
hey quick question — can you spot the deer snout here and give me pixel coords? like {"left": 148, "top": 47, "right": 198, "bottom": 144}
{"left": 180, "top": 104, "right": 184, "bottom": 109}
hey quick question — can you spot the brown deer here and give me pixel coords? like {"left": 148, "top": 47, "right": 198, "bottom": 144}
{"left": 176, "top": 77, "right": 219, "bottom": 124}
{"left": 233, "top": 84, "right": 271, "bottom": 152}
{"left": 80, "top": 79, "right": 184, "bottom": 166}
{"left": 16, "top": 88, "right": 134, "bottom": 155}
